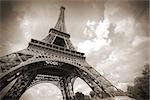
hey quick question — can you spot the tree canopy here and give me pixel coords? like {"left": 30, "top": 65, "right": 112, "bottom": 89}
{"left": 127, "top": 64, "right": 149, "bottom": 100}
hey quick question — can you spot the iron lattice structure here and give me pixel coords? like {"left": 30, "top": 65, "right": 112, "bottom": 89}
{"left": 0, "top": 7, "right": 122, "bottom": 100}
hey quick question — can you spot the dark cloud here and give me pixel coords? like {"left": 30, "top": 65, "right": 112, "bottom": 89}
{"left": 0, "top": 1, "right": 28, "bottom": 55}
{"left": 129, "top": 0, "right": 149, "bottom": 36}
{"left": 129, "top": 0, "right": 149, "bottom": 19}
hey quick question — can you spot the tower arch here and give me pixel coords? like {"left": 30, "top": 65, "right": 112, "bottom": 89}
{"left": 0, "top": 6, "right": 124, "bottom": 100}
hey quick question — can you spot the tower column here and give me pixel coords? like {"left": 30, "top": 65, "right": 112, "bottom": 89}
{"left": 60, "top": 77, "right": 74, "bottom": 100}
{"left": 2, "top": 72, "right": 36, "bottom": 100}
{"left": 54, "top": 6, "right": 66, "bottom": 32}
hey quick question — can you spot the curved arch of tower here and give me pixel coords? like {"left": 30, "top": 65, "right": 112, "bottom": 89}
{"left": 0, "top": 6, "right": 124, "bottom": 100}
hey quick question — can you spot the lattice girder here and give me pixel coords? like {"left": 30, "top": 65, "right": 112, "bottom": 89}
{"left": 0, "top": 57, "right": 121, "bottom": 99}
{"left": 2, "top": 72, "right": 36, "bottom": 100}
{"left": 28, "top": 74, "right": 74, "bottom": 100}
{"left": 0, "top": 6, "right": 124, "bottom": 100}
{"left": 0, "top": 50, "right": 33, "bottom": 74}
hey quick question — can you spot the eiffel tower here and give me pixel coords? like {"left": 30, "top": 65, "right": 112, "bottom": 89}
{"left": 0, "top": 6, "right": 123, "bottom": 100}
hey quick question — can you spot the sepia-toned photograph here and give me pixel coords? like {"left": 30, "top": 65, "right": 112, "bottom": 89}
{"left": 0, "top": 0, "right": 149, "bottom": 100}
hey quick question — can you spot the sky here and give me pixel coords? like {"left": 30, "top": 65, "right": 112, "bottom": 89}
{"left": 0, "top": 0, "right": 149, "bottom": 100}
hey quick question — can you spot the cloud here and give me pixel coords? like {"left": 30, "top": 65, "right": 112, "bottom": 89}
{"left": 74, "top": 78, "right": 92, "bottom": 95}
{"left": 115, "top": 17, "right": 135, "bottom": 37}
{"left": 20, "top": 83, "right": 62, "bottom": 100}
{"left": 132, "top": 36, "right": 147, "bottom": 47}
{"left": 0, "top": 0, "right": 149, "bottom": 99}
{"left": 77, "top": 18, "right": 111, "bottom": 55}
{"left": 77, "top": 0, "right": 149, "bottom": 92}
{"left": 20, "top": 16, "right": 32, "bottom": 41}
{"left": 116, "top": 83, "right": 129, "bottom": 91}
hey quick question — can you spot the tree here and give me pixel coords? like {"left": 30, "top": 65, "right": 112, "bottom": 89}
{"left": 89, "top": 91, "right": 101, "bottom": 100}
{"left": 73, "top": 92, "right": 84, "bottom": 100}
{"left": 127, "top": 64, "right": 149, "bottom": 100}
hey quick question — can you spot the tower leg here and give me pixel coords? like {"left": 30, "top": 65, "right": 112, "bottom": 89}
{"left": 2, "top": 72, "right": 36, "bottom": 100}
{"left": 60, "top": 77, "right": 74, "bottom": 100}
